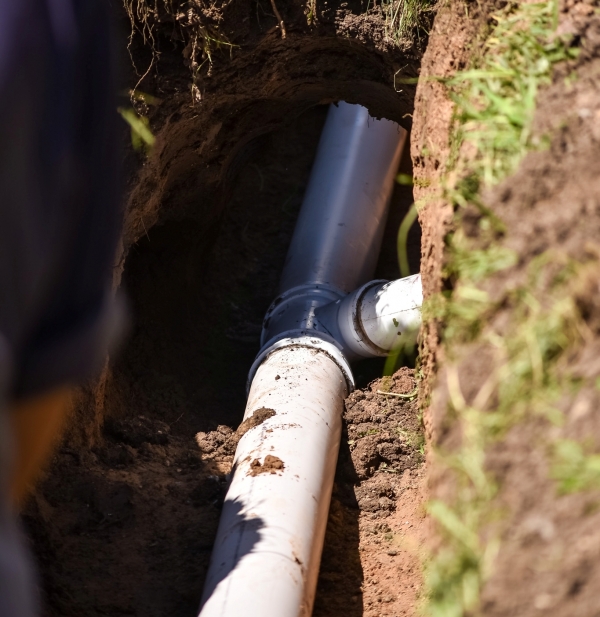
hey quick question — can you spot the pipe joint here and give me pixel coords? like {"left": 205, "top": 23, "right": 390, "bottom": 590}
{"left": 314, "top": 279, "right": 388, "bottom": 359}
{"left": 311, "top": 274, "right": 424, "bottom": 361}
{"left": 249, "top": 332, "right": 355, "bottom": 394}
{"left": 356, "top": 275, "right": 422, "bottom": 353}
{"left": 259, "top": 275, "right": 424, "bottom": 365}
{"left": 260, "top": 283, "right": 345, "bottom": 348}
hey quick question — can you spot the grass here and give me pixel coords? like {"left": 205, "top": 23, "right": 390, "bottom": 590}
{"left": 118, "top": 107, "right": 156, "bottom": 154}
{"left": 552, "top": 439, "right": 600, "bottom": 494}
{"left": 416, "top": 2, "right": 583, "bottom": 616}
{"left": 422, "top": 257, "right": 587, "bottom": 616}
{"left": 443, "top": 0, "right": 578, "bottom": 188}
{"left": 397, "top": 203, "right": 419, "bottom": 278}
{"left": 381, "top": 0, "right": 434, "bottom": 44}
{"left": 398, "top": 427, "right": 426, "bottom": 454}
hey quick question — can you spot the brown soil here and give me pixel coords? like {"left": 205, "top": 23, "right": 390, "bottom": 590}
{"left": 195, "top": 406, "right": 277, "bottom": 457}
{"left": 24, "top": 366, "right": 425, "bottom": 617}
{"left": 22, "top": 0, "right": 600, "bottom": 613}
{"left": 469, "top": 10, "right": 600, "bottom": 614}
{"left": 410, "top": 0, "right": 492, "bottom": 418}
{"left": 314, "top": 368, "right": 426, "bottom": 617}
{"left": 413, "top": 0, "right": 600, "bottom": 615}
{"left": 21, "top": 2, "right": 426, "bottom": 614}
{"left": 249, "top": 454, "right": 285, "bottom": 475}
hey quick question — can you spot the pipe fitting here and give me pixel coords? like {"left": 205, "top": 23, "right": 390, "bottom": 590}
{"left": 260, "top": 284, "right": 344, "bottom": 349}
{"left": 248, "top": 333, "right": 355, "bottom": 393}
{"left": 353, "top": 274, "right": 422, "bottom": 353}
{"left": 315, "top": 274, "right": 423, "bottom": 359}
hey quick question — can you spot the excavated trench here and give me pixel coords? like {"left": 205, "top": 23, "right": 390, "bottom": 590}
{"left": 22, "top": 13, "right": 426, "bottom": 617}
{"left": 17, "top": 0, "right": 600, "bottom": 614}
{"left": 23, "top": 3, "right": 600, "bottom": 617}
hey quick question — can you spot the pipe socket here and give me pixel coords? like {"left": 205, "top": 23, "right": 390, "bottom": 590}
{"left": 316, "top": 274, "right": 423, "bottom": 359}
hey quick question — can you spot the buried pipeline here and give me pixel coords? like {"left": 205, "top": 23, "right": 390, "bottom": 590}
{"left": 198, "top": 102, "right": 422, "bottom": 617}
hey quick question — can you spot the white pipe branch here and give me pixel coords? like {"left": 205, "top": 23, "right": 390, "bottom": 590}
{"left": 317, "top": 274, "right": 423, "bottom": 359}
{"left": 355, "top": 275, "right": 422, "bottom": 353}
{"left": 199, "top": 340, "right": 350, "bottom": 617}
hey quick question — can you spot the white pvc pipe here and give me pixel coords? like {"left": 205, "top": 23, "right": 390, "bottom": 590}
{"left": 321, "top": 274, "right": 423, "bottom": 359}
{"left": 357, "top": 275, "right": 422, "bottom": 352}
{"left": 199, "top": 342, "right": 349, "bottom": 617}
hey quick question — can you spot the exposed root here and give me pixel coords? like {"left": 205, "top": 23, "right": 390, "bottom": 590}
{"left": 269, "top": 0, "right": 287, "bottom": 38}
{"left": 376, "top": 389, "right": 418, "bottom": 398}
{"left": 122, "top": 0, "right": 235, "bottom": 95}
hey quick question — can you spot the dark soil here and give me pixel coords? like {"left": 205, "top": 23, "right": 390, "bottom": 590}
{"left": 21, "top": 1, "right": 425, "bottom": 612}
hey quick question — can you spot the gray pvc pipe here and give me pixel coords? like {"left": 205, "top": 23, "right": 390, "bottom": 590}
{"left": 279, "top": 102, "right": 406, "bottom": 295}
{"left": 260, "top": 103, "right": 406, "bottom": 349}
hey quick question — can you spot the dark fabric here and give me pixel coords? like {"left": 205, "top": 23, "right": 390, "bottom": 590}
{"left": 0, "top": 0, "right": 122, "bottom": 400}
{"left": 0, "top": 337, "right": 29, "bottom": 615}
{"left": 0, "top": 493, "right": 38, "bottom": 617}
{"left": 0, "top": 1, "right": 122, "bottom": 615}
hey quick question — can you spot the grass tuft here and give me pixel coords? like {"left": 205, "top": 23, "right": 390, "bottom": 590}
{"left": 381, "top": 0, "right": 434, "bottom": 44}
{"left": 552, "top": 440, "right": 600, "bottom": 494}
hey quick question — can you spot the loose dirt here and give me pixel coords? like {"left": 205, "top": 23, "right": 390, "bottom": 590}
{"left": 249, "top": 455, "right": 285, "bottom": 475}
{"left": 196, "top": 406, "right": 277, "bottom": 455}
{"left": 21, "top": 2, "right": 426, "bottom": 613}
{"left": 314, "top": 369, "right": 426, "bottom": 617}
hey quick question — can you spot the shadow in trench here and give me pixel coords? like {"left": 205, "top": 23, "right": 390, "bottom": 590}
{"left": 198, "top": 494, "right": 265, "bottom": 611}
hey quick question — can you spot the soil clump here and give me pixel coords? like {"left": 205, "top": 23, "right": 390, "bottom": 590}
{"left": 249, "top": 454, "right": 285, "bottom": 475}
